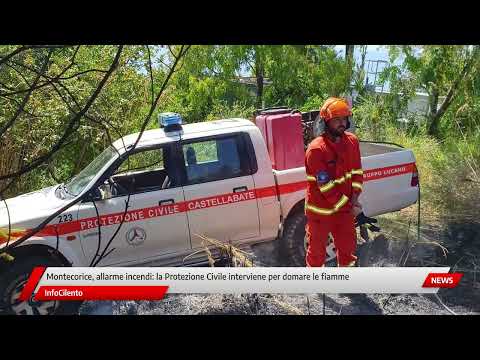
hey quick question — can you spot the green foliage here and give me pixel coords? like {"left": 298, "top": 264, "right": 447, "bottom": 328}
{"left": 356, "top": 118, "right": 480, "bottom": 220}
{"left": 183, "top": 140, "right": 218, "bottom": 164}
{"left": 0, "top": 46, "right": 154, "bottom": 196}
{"left": 205, "top": 101, "right": 255, "bottom": 121}
{"left": 162, "top": 45, "right": 347, "bottom": 121}
{"left": 353, "top": 94, "right": 397, "bottom": 140}
{"left": 4, "top": 43, "right": 478, "bottom": 215}
{"left": 300, "top": 94, "right": 328, "bottom": 112}
{"left": 379, "top": 45, "right": 480, "bottom": 137}
{"left": 264, "top": 45, "right": 347, "bottom": 108}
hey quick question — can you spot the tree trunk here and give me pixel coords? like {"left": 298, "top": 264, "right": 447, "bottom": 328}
{"left": 255, "top": 50, "right": 264, "bottom": 109}
{"left": 356, "top": 45, "right": 367, "bottom": 96}
{"left": 345, "top": 45, "right": 355, "bottom": 95}
{"left": 428, "top": 46, "right": 480, "bottom": 137}
{"left": 427, "top": 89, "right": 440, "bottom": 135}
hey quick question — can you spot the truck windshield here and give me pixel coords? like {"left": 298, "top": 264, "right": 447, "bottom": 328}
{"left": 65, "top": 146, "right": 118, "bottom": 196}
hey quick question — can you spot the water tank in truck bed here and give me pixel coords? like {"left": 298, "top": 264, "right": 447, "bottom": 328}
{"left": 254, "top": 108, "right": 305, "bottom": 171}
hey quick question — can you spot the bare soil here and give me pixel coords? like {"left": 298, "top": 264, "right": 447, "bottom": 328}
{"left": 79, "top": 210, "right": 480, "bottom": 315}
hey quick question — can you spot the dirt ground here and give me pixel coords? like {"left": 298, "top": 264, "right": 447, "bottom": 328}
{"left": 78, "top": 208, "right": 480, "bottom": 316}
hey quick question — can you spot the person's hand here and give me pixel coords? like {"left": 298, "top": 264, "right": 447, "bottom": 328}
{"left": 352, "top": 205, "right": 363, "bottom": 216}
{"left": 351, "top": 194, "right": 362, "bottom": 208}
{"left": 355, "top": 212, "right": 381, "bottom": 232}
{"left": 351, "top": 194, "right": 362, "bottom": 216}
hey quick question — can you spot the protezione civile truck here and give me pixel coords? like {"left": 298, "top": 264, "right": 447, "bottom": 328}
{"left": 0, "top": 109, "right": 419, "bottom": 314}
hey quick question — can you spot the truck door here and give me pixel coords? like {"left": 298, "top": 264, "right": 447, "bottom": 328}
{"left": 180, "top": 133, "right": 260, "bottom": 248}
{"left": 77, "top": 142, "right": 191, "bottom": 266}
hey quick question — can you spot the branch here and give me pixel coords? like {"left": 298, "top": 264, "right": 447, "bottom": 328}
{"left": 436, "top": 46, "right": 480, "bottom": 120}
{"left": 146, "top": 45, "right": 154, "bottom": 108}
{"left": 83, "top": 112, "right": 128, "bottom": 156}
{"left": 50, "top": 80, "right": 82, "bottom": 112}
{"left": 92, "top": 45, "right": 190, "bottom": 266}
{"left": 89, "top": 199, "right": 102, "bottom": 267}
{"left": 0, "top": 47, "right": 124, "bottom": 250}
{"left": 0, "top": 48, "right": 110, "bottom": 97}
{"left": 3, "top": 61, "right": 33, "bottom": 87}
{"left": 131, "top": 45, "right": 190, "bottom": 150}
{"left": 1, "top": 95, "right": 41, "bottom": 118}
{"left": 0, "top": 46, "right": 124, "bottom": 184}
{"left": 0, "top": 49, "right": 53, "bottom": 138}
{"left": 84, "top": 114, "right": 124, "bottom": 142}
{"left": 167, "top": 45, "right": 176, "bottom": 60}
{"left": 0, "top": 45, "right": 32, "bottom": 66}
{"left": 1, "top": 44, "right": 189, "bottom": 264}
{"left": 92, "top": 193, "right": 130, "bottom": 267}
{"left": 55, "top": 68, "right": 109, "bottom": 80}
{"left": 0, "top": 80, "right": 18, "bottom": 92}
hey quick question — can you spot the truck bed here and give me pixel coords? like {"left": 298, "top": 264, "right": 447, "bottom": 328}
{"left": 272, "top": 140, "right": 418, "bottom": 219}
{"left": 360, "top": 142, "right": 403, "bottom": 157}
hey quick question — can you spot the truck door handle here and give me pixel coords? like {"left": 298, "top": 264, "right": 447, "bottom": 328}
{"left": 159, "top": 199, "right": 175, "bottom": 206}
{"left": 233, "top": 186, "right": 248, "bottom": 193}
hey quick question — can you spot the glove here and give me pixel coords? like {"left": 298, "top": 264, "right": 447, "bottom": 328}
{"left": 355, "top": 212, "right": 381, "bottom": 232}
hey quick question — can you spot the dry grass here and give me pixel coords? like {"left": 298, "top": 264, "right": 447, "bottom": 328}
{"left": 183, "top": 234, "right": 310, "bottom": 315}
{"left": 182, "top": 234, "right": 254, "bottom": 267}
{"left": 380, "top": 125, "right": 480, "bottom": 226}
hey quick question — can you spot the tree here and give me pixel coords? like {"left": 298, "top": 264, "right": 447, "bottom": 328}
{"left": 165, "top": 45, "right": 348, "bottom": 119}
{"left": 352, "top": 45, "right": 368, "bottom": 96}
{"left": 345, "top": 45, "right": 355, "bottom": 95}
{"left": 382, "top": 45, "right": 480, "bottom": 137}
{"left": 264, "top": 45, "right": 347, "bottom": 107}
{"left": 0, "top": 45, "right": 190, "bottom": 266}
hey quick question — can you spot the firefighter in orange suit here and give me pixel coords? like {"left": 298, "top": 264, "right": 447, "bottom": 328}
{"left": 305, "top": 97, "right": 364, "bottom": 267}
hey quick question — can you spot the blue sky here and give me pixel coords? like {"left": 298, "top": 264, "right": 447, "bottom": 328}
{"left": 334, "top": 45, "right": 406, "bottom": 92}
{"left": 334, "top": 45, "right": 389, "bottom": 61}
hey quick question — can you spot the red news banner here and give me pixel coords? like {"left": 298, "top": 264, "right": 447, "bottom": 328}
{"left": 422, "top": 273, "right": 463, "bottom": 289}
{"left": 20, "top": 267, "right": 463, "bottom": 302}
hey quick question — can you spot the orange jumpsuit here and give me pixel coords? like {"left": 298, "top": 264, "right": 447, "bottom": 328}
{"left": 304, "top": 131, "right": 363, "bottom": 267}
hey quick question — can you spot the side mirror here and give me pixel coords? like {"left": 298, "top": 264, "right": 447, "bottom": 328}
{"left": 86, "top": 184, "right": 112, "bottom": 202}
{"left": 85, "top": 187, "right": 103, "bottom": 202}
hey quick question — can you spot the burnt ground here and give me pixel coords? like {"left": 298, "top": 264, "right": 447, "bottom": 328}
{"left": 78, "top": 211, "right": 480, "bottom": 315}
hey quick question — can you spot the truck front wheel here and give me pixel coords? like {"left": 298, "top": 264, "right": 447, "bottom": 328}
{"left": 280, "top": 211, "right": 337, "bottom": 266}
{"left": 0, "top": 256, "right": 80, "bottom": 315}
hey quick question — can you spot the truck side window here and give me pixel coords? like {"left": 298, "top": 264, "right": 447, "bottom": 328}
{"left": 116, "top": 149, "right": 165, "bottom": 174}
{"left": 182, "top": 135, "right": 249, "bottom": 185}
{"left": 110, "top": 146, "right": 176, "bottom": 195}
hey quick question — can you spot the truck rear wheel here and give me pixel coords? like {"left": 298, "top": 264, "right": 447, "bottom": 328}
{"left": 0, "top": 255, "right": 81, "bottom": 315}
{"left": 280, "top": 211, "right": 337, "bottom": 266}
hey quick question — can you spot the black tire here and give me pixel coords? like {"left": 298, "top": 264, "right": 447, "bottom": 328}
{"left": 279, "top": 211, "right": 307, "bottom": 266}
{"left": 0, "top": 255, "right": 81, "bottom": 315}
{"left": 279, "top": 211, "right": 338, "bottom": 267}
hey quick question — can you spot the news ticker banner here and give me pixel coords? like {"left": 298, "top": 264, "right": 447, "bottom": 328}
{"left": 19, "top": 267, "right": 464, "bottom": 302}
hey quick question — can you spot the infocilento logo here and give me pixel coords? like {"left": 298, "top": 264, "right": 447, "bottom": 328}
{"left": 19, "top": 267, "right": 169, "bottom": 302}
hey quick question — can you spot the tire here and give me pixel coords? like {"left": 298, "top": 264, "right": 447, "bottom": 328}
{"left": 0, "top": 255, "right": 81, "bottom": 315}
{"left": 279, "top": 211, "right": 307, "bottom": 266}
{"left": 279, "top": 211, "right": 337, "bottom": 267}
